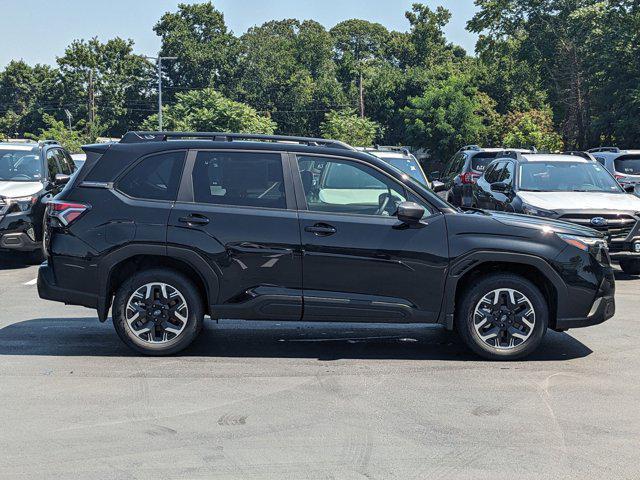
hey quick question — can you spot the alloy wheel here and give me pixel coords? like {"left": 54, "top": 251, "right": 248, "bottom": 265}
{"left": 473, "top": 288, "right": 536, "bottom": 350}
{"left": 125, "top": 282, "right": 189, "bottom": 344}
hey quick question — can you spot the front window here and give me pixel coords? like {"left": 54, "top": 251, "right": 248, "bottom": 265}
{"left": 519, "top": 161, "right": 623, "bottom": 193}
{"left": 297, "top": 156, "right": 418, "bottom": 216}
{"left": 0, "top": 147, "right": 42, "bottom": 181}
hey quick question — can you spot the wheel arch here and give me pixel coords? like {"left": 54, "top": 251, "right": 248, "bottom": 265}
{"left": 439, "top": 251, "right": 567, "bottom": 330}
{"left": 97, "top": 245, "right": 220, "bottom": 321}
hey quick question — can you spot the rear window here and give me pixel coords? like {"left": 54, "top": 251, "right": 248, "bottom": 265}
{"left": 471, "top": 152, "right": 500, "bottom": 172}
{"left": 614, "top": 156, "right": 640, "bottom": 175}
{"left": 117, "top": 151, "right": 186, "bottom": 201}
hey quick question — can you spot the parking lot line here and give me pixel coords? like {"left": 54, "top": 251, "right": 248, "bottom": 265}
{"left": 23, "top": 278, "right": 37, "bottom": 286}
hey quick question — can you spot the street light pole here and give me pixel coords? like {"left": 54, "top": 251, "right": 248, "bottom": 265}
{"left": 147, "top": 55, "right": 177, "bottom": 131}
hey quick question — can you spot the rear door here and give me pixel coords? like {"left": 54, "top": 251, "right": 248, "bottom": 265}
{"left": 168, "top": 149, "right": 302, "bottom": 320}
{"left": 292, "top": 153, "right": 448, "bottom": 323}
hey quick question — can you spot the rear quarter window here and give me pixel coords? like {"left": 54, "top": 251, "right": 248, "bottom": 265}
{"left": 117, "top": 151, "right": 186, "bottom": 201}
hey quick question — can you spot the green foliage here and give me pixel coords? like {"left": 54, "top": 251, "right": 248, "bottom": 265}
{"left": 500, "top": 109, "right": 564, "bottom": 152}
{"left": 26, "top": 114, "right": 95, "bottom": 153}
{"left": 140, "top": 88, "right": 276, "bottom": 134}
{"left": 402, "top": 75, "right": 490, "bottom": 160}
{"left": 320, "top": 110, "right": 381, "bottom": 146}
{"left": 153, "top": 1, "right": 237, "bottom": 92}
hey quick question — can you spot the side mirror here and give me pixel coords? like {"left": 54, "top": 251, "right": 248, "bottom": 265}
{"left": 430, "top": 170, "right": 441, "bottom": 181}
{"left": 431, "top": 180, "right": 446, "bottom": 193}
{"left": 54, "top": 173, "right": 71, "bottom": 185}
{"left": 397, "top": 201, "right": 425, "bottom": 224}
{"left": 490, "top": 182, "right": 510, "bottom": 193}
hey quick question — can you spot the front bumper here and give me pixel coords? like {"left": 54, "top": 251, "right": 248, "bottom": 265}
{"left": 555, "top": 294, "right": 615, "bottom": 330}
{"left": 0, "top": 211, "right": 40, "bottom": 252}
{"left": 37, "top": 261, "right": 98, "bottom": 309}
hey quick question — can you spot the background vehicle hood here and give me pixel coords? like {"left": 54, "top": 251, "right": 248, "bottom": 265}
{"left": 518, "top": 191, "right": 640, "bottom": 212}
{"left": 488, "top": 211, "right": 602, "bottom": 238}
{"left": 0, "top": 181, "right": 42, "bottom": 198}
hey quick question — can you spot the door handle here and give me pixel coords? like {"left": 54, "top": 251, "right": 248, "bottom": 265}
{"left": 178, "top": 214, "right": 210, "bottom": 226}
{"left": 305, "top": 223, "right": 337, "bottom": 236}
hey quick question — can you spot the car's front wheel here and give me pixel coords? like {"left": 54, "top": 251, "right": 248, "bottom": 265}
{"left": 112, "top": 269, "right": 204, "bottom": 355}
{"left": 455, "top": 274, "right": 548, "bottom": 360}
{"left": 619, "top": 259, "right": 640, "bottom": 275}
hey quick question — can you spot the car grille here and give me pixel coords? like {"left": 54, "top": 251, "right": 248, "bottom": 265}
{"left": 558, "top": 213, "right": 637, "bottom": 241}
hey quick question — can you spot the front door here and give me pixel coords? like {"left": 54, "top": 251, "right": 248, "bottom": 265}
{"left": 168, "top": 150, "right": 302, "bottom": 320}
{"left": 293, "top": 154, "right": 449, "bottom": 323}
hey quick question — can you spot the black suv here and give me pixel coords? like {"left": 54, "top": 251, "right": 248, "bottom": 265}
{"left": 38, "top": 132, "right": 615, "bottom": 360}
{"left": 433, "top": 146, "right": 534, "bottom": 207}
{"left": 0, "top": 140, "right": 76, "bottom": 261}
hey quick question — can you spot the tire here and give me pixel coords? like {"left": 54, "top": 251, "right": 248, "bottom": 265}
{"left": 112, "top": 268, "right": 204, "bottom": 356}
{"left": 619, "top": 259, "right": 640, "bottom": 275}
{"left": 23, "top": 249, "right": 44, "bottom": 265}
{"left": 455, "top": 273, "right": 548, "bottom": 360}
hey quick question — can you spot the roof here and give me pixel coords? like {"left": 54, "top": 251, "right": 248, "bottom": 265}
{"left": 367, "top": 151, "right": 412, "bottom": 160}
{"left": 0, "top": 143, "right": 38, "bottom": 151}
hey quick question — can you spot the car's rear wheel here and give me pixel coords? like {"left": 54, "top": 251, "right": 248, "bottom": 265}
{"left": 112, "top": 269, "right": 204, "bottom": 355}
{"left": 619, "top": 259, "right": 640, "bottom": 275}
{"left": 455, "top": 274, "right": 548, "bottom": 360}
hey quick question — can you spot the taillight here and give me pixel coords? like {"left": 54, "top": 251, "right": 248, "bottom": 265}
{"left": 460, "top": 172, "right": 481, "bottom": 184}
{"left": 47, "top": 200, "right": 91, "bottom": 226}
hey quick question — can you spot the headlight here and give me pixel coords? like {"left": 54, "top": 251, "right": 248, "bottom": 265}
{"left": 557, "top": 233, "right": 607, "bottom": 252}
{"left": 522, "top": 203, "right": 557, "bottom": 218}
{"left": 5, "top": 195, "right": 37, "bottom": 213}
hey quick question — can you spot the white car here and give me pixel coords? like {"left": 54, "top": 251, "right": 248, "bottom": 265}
{"left": 474, "top": 152, "right": 640, "bottom": 274}
{"left": 358, "top": 147, "right": 431, "bottom": 187}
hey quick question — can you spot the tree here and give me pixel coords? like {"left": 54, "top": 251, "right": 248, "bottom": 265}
{"left": 57, "top": 37, "right": 155, "bottom": 137}
{"left": 330, "top": 19, "right": 391, "bottom": 117}
{"left": 154, "top": 2, "right": 237, "bottom": 93}
{"left": 27, "top": 114, "right": 95, "bottom": 153}
{"left": 320, "top": 110, "right": 381, "bottom": 146}
{"left": 140, "top": 88, "right": 276, "bottom": 134}
{"left": 234, "top": 19, "right": 346, "bottom": 136}
{"left": 402, "top": 75, "right": 490, "bottom": 160}
{"left": 500, "top": 109, "right": 564, "bottom": 152}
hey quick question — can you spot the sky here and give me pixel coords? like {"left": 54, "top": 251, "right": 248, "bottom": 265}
{"left": 0, "top": 0, "right": 479, "bottom": 68}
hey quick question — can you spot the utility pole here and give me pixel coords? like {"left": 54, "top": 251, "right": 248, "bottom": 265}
{"left": 147, "top": 55, "right": 177, "bottom": 131}
{"left": 87, "top": 70, "right": 95, "bottom": 125}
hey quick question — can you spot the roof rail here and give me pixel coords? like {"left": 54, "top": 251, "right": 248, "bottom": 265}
{"left": 587, "top": 147, "right": 620, "bottom": 153}
{"left": 39, "top": 140, "right": 59, "bottom": 146}
{"left": 500, "top": 150, "right": 527, "bottom": 161}
{"left": 564, "top": 151, "right": 597, "bottom": 161}
{"left": 120, "top": 131, "right": 355, "bottom": 150}
{"left": 459, "top": 144, "right": 482, "bottom": 152}
{"left": 371, "top": 145, "right": 411, "bottom": 155}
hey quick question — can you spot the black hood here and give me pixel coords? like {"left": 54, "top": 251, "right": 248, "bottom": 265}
{"left": 489, "top": 211, "right": 603, "bottom": 238}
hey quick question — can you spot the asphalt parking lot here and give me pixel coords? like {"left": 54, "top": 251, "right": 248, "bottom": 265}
{"left": 0, "top": 254, "right": 639, "bottom": 480}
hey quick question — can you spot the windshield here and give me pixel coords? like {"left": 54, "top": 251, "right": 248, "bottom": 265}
{"left": 371, "top": 153, "right": 429, "bottom": 185}
{"left": 0, "top": 147, "right": 42, "bottom": 181}
{"left": 519, "top": 161, "right": 622, "bottom": 193}
{"left": 615, "top": 156, "right": 640, "bottom": 175}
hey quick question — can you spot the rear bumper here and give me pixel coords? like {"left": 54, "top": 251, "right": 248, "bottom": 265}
{"left": 37, "top": 261, "right": 98, "bottom": 309}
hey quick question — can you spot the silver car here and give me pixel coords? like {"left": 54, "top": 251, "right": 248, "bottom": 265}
{"left": 588, "top": 148, "right": 640, "bottom": 194}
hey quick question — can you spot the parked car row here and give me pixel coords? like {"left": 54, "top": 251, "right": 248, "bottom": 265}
{"left": 0, "top": 140, "right": 77, "bottom": 262}
{"left": 36, "top": 132, "right": 615, "bottom": 360}
{"left": 433, "top": 147, "right": 640, "bottom": 274}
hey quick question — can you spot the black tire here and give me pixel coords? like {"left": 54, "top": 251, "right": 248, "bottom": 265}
{"left": 112, "top": 268, "right": 204, "bottom": 356}
{"left": 24, "top": 249, "right": 44, "bottom": 265}
{"left": 455, "top": 274, "right": 548, "bottom": 360}
{"left": 619, "top": 259, "right": 640, "bottom": 275}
